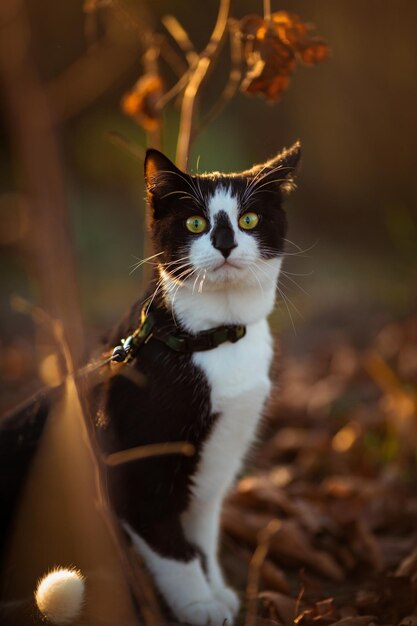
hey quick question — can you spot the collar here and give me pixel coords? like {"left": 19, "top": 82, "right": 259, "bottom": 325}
{"left": 111, "top": 303, "right": 246, "bottom": 364}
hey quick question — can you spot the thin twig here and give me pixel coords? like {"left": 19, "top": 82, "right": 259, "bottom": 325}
{"left": 245, "top": 519, "right": 281, "bottom": 626}
{"left": 159, "top": 34, "right": 189, "bottom": 77}
{"left": 105, "top": 441, "right": 195, "bottom": 466}
{"left": 107, "top": 131, "right": 146, "bottom": 161}
{"left": 143, "top": 37, "right": 162, "bottom": 151}
{"left": 192, "top": 19, "right": 242, "bottom": 142}
{"left": 176, "top": 0, "right": 231, "bottom": 170}
{"left": 162, "top": 14, "right": 198, "bottom": 66}
{"left": 263, "top": 0, "right": 272, "bottom": 22}
{"left": 156, "top": 69, "right": 191, "bottom": 110}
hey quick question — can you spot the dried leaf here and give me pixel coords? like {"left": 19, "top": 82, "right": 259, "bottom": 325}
{"left": 121, "top": 74, "right": 163, "bottom": 131}
{"left": 222, "top": 506, "right": 344, "bottom": 581}
{"left": 396, "top": 546, "right": 417, "bottom": 578}
{"left": 330, "top": 618, "right": 376, "bottom": 626}
{"left": 259, "top": 590, "right": 299, "bottom": 626}
{"left": 238, "top": 11, "right": 329, "bottom": 101}
{"left": 399, "top": 616, "right": 417, "bottom": 626}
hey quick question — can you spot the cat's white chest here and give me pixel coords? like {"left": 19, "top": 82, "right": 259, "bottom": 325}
{"left": 190, "top": 319, "right": 273, "bottom": 502}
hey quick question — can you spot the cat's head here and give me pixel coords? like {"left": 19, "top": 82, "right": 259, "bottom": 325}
{"left": 144, "top": 143, "right": 301, "bottom": 291}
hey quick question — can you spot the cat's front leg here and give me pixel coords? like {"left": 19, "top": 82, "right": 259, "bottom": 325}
{"left": 182, "top": 500, "right": 240, "bottom": 618}
{"left": 123, "top": 518, "right": 234, "bottom": 626}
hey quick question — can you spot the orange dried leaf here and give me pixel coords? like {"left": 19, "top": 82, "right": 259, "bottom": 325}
{"left": 121, "top": 75, "right": 163, "bottom": 131}
{"left": 239, "top": 11, "right": 329, "bottom": 102}
{"left": 259, "top": 590, "right": 299, "bottom": 626}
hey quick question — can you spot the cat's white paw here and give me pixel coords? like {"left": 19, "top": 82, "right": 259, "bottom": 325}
{"left": 213, "top": 587, "right": 240, "bottom": 618}
{"left": 176, "top": 597, "right": 233, "bottom": 626}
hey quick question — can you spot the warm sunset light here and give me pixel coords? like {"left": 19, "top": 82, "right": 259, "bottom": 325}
{"left": 1, "top": 1, "right": 416, "bottom": 626}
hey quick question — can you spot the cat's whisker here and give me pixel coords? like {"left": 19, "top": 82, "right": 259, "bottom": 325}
{"left": 241, "top": 161, "right": 293, "bottom": 206}
{"left": 240, "top": 164, "right": 270, "bottom": 204}
{"left": 280, "top": 271, "right": 310, "bottom": 296}
{"left": 283, "top": 239, "right": 318, "bottom": 257}
{"left": 255, "top": 257, "right": 278, "bottom": 271}
{"left": 148, "top": 261, "right": 191, "bottom": 309}
{"left": 145, "top": 278, "right": 164, "bottom": 315}
{"left": 161, "top": 190, "right": 195, "bottom": 200}
{"left": 194, "top": 174, "right": 205, "bottom": 209}
{"left": 276, "top": 284, "right": 298, "bottom": 335}
{"left": 131, "top": 254, "right": 192, "bottom": 277}
{"left": 198, "top": 270, "right": 207, "bottom": 294}
{"left": 248, "top": 265, "right": 265, "bottom": 298}
{"left": 277, "top": 281, "right": 303, "bottom": 319}
{"left": 129, "top": 251, "right": 165, "bottom": 275}
{"left": 161, "top": 263, "right": 195, "bottom": 285}
{"left": 281, "top": 268, "right": 313, "bottom": 277}
{"left": 283, "top": 237, "right": 306, "bottom": 253}
{"left": 169, "top": 267, "right": 199, "bottom": 325}
{"left": 192, "top": 270, "right": 201, "bottom": 295}
{"left": 160, "top": 255, "right": 191, "bottom": 269}
{"left": 245, "top": 177, "right": 288, "bottom": 196}
{"left": 154, "top": 169, "right": 206, "bottom": 209}
{"left": 130, "top": 251, "right": 164, "bottom": 265}
{"left": 252, "top": 261, "right": 276, "bottom": 283}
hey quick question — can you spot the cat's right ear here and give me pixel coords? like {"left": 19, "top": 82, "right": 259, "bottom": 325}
{"left": 144, "top": 149, "right": 188, "bottom": 197}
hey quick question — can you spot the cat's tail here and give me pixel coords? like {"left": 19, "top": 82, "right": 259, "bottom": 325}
{"left": 35, "top": 567, "right": 86, "bottom": 625}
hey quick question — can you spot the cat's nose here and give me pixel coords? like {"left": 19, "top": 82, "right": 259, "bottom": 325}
{"left": 212, "top": 227, "right": 237, "bottom": 258}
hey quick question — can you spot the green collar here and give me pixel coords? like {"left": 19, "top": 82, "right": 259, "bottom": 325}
{"left": 111, "top": 305, "right": 246, "bottom": 364}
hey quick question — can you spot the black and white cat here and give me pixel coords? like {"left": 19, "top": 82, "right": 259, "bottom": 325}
{"left": 98, "top": 142, "right": 301, "bottom": 626}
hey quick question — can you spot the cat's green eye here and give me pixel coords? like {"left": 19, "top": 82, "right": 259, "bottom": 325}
{"left": 186, "top": 216, "right": 207, "bottom": 234}
{"left": 239, "top": 212, "right": 259, "bottom": 230}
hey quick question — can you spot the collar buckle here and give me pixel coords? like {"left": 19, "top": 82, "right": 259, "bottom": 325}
{"left": 226, "top": 324, "right": 246, "bottom": 343}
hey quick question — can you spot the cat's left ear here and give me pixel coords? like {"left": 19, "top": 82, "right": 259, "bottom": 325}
{"left": 242, "top": 141, "right": 301, "bottom": 194}
{"left": 144, "top": 149, "right": 189, "bottom": 197}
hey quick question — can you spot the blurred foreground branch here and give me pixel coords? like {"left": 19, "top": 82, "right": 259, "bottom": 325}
{"left": 0, "top": 0, "right": 84, "bottom": 363}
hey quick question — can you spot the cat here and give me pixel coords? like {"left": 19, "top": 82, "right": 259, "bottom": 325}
{"left": 95, "top": 142, "right": 301, "bottom": 626}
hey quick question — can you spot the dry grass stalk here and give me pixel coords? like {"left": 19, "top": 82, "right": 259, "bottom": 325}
{"left": 105, "top": 441, "right": 195, "bottom": 466}
{"left": 245, "top": 519, "right": 282, "bottom": 626}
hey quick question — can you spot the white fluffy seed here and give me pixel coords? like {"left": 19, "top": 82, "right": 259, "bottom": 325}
{"left": 35, "top": 567, "right": 85, "bottom": 625}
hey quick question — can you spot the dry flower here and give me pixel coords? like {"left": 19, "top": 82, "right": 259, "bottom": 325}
{"left": 239, "top": 11, "right": 329, "bottom": 101}
{"left": 121, "top": 74, "right": 163, "bottom": 131}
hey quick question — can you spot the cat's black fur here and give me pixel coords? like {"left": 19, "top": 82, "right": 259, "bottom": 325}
{"left": 98, "top": 289, "right": 216, "bottom": 562}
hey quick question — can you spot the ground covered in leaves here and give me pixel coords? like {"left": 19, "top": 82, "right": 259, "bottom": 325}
{"left": 222, "top": 315, "right": 417, "bottom": 626}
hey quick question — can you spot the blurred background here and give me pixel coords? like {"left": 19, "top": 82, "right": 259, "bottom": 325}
{"left": 2, "top": 3, "right": 417, "bottom": 625}
{"left": 1, "top": 0, "right": 416, "bottom": 411}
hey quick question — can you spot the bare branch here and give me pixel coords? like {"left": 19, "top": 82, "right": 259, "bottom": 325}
{"left": 105, "top": 441, "right": 195, "bottom": 466}
{"left": 106, "top": 131, "right": 146, "bottom": 161}
{"left": 263, "top": 0, "right": 272, "bottom": 22}
{"left": 156, "top": 69, "right": 191, "bottom": 110}
{"left": 162, "top": 14, "right": 198, "bottom": 66}
{"left": 176, "top": 0, "right": 231, "bottom": 170}
{"left": 192, "top": 19, "right": 242, "bottom": 142}
{"left": 0, "top": 0, "right": 84, "bottom": 362}
{"left": 159, "top": 34, "right": 189, "bottom": 77}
